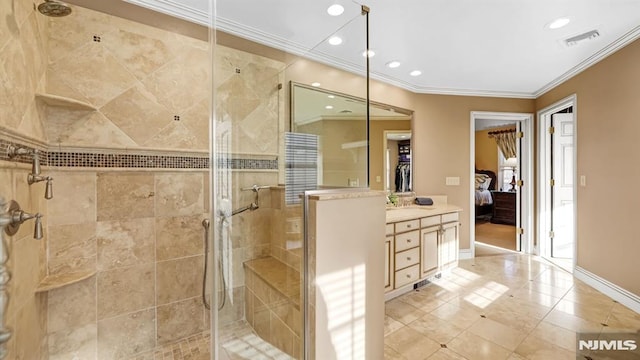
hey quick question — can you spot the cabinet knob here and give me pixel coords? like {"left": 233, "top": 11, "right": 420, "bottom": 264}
{"left": 406, "top": 274, "right": 411, "bottom": 278}
{"left": 406, "top": 239, "right": 411, "bottom": 243}
{"left": 406, "top": 224, "right": 411, "bottom": 228}
{"left": 406, "top": 257, "right": 411, "bottom": 261}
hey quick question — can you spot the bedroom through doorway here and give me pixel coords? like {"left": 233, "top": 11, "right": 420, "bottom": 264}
{"left": 470, "top": 112, "right": 533, "bottom": 255}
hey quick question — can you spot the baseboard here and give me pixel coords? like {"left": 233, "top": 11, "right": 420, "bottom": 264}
{"left": 574, "top": 266, "right": 640, "bottom": 313}
{"left": 459, "top": 248, "right": 474, "bottom": 260}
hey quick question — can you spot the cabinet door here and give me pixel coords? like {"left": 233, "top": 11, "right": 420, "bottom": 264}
{"left": 440, "top": 222, "right": 459, "bottom": 268}
{"left": 385, "top": 236, "right": 393, "bottom": 292}
{"left": 421, "top": 226, "right": 439, "bottom": 276}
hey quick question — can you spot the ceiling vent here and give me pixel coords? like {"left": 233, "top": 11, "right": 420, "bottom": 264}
{"left": 564, "top": 30, "right": 600, "bottom": 47}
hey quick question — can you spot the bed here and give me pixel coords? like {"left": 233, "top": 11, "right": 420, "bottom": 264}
{"left": 475, "top": 169, "right": 496, "bottom": 220}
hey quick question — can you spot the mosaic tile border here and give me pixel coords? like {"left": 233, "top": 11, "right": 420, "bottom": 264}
{"left": 0, "top": 138, "right": 278, "bottom": 170}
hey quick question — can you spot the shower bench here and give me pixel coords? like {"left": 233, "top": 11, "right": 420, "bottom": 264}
{"left": 243, "top": 256, "right": 301, "bottom": 357}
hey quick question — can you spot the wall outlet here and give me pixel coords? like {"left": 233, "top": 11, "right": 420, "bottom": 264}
{"left": 580, "top": 175, "right": 586, "bottom": 186}
{"left": 376, "top": 175, "right": 381, "bottom": 183}
{"left": 445, "top": 177, "right": 460, "bottom": 186}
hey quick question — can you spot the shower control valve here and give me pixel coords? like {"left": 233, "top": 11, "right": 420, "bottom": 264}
{"left": 2, "top": 201, "right": 43, "bottom": 240}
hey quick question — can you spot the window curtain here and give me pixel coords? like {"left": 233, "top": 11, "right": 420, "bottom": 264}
{"left": 490, "top": 130, "right": 516, "bottom": 159}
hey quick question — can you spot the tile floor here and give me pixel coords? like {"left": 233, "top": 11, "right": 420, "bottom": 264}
{"left": 129, "top": 249, "right": 640, "bottom": 360}
{"left": 130, "top": 332, "right": 211, "bottom": 360}
{"left": 384, "top": 249, "right": 640, "bottom": 360}
{"left": 128, "top": 320, "right": 294, "bottom": 360}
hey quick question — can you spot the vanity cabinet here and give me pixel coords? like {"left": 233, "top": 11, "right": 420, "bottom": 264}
{"left": 421, "top": 226, "right": 439, "bottom": 276}
{"left": 386, "top": 209, "right": 460, "bottom": 296}
{"left": 440, "top": 221, "right": 459, "bottom": 269}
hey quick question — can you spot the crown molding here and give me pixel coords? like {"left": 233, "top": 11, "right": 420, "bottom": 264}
{"left": 534, "top": 24, "right": 640, "bottom": 97}
{"left": 125, "top": 1, "right": 640, "bottom": 100}
{"left": 123, "top": 0, "right": 210, "bottom": 26}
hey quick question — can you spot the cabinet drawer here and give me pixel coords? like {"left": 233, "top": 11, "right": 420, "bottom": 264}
{"left": 385, "top": 223, "right": 395, "bottom": 236}
{"left": 395, "top": 247, "right": 420, "bottom": 269}
{"left": 421, "top": 215, "right": 441, "bottom": 228}
{"left": 394, "top": 230, "right": 419, "bottom": 252}
{"left": 395, "top": 264, "right": 420, "bottom": 288}
{"left": 395, "top": 219, "right": 420, "bottom": 233}
{"left": 442, "top": 212, "right": 459, "bottom": 223}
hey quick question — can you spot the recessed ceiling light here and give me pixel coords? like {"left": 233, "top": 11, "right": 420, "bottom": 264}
{"left": 328, "top": 36, "right": 343, "bottom": 45}
{"left": 328, "top": 95, "right": 335, "bottom": 99}
{"left": 548, "top": 17, "right": 570, "bottom": 29}
{"left": 311, "top": 82, "right": 321, "bottom": 87}
{"left": 386, "top": 60, "right": 401, "bottom": 68}
{"left": 327, "top": 4, "right": 344, "bottom": 16}
{"left": 410, "top": 70, "right": 422, "bottom": 76}
{"left": 325, "top": 105, "right": 334, "bottom": 109}
{"left": 362, "top": 50, "right": 375, "bottom": 58}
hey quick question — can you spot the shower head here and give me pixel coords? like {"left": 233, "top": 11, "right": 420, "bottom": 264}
{"left": 37, "top": 0, "right": 72, "bottom": 17}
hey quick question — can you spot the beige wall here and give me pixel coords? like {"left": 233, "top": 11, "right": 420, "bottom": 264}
{"left": 475, "top": 126, "right": 515, "bottom": 176}
{"left": 283, "top": 57, "right": 535, "bottom": 250}
{"left": 537, "top": 38, "right": 640, "bottom": 297}
{"left": 401, "top": 95, "right": 534, "bottom": 249}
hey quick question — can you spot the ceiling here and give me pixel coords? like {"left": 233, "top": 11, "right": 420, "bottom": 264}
{"left": 125, "top": 0, "right": 640, "bottom": 98}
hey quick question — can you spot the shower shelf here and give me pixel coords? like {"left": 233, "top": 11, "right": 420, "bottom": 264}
{"left": 35, "top": 93, "right": 97, "bottom": 111}
{"left": 35, "top": 269, "right": 96, "bottom": 293}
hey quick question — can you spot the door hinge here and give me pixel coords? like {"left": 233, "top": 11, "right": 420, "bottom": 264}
{"left": 549, "top": 231, "right": 555, "bottom": 239}
{"left": 516, "top": 131, "right": 524, "bottom": 138}
{"left": 517, "top": 227, "right": 524, "bottom": 235}
{"left": 549, "top": 126, "right": 555, "bottom": 134}
{"left": 550, "top": 179, "right": 555, "bottom": 187}
{"left": 517, "top": 180, "right": 524, "bottom": 187}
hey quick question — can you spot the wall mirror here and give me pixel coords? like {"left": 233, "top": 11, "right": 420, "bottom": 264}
{"left": 290, "top": 82, "right": 412, "bottom": 191}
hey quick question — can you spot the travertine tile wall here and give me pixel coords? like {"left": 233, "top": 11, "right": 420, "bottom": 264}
{"left": 46, "top": 170, "right": 209, "bottom": 359}
{"left": 2, "top": 1, "right": 287, "bottom": 358}
{"left": 269, "top": 187, "right": 303, "bottom": 271}
{"left": 0, "top": 0, "right": 50, "bottom": 358}
{"left": 44, "top": 6, "right": 210, "bottom": 151}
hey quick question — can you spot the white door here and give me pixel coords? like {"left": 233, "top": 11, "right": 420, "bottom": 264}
{"left": 551, "top": 113, "right": 575, "bottom": 258}
{"left": 515, "top": 122, "right": 522, "bottom": 252}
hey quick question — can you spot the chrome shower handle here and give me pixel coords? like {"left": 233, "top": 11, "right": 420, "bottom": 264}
{"left": 6, "top": 146, "right": 39, "bottom": 175}
{"left": 3, "top": 201, "right": 44, "bottom": 240}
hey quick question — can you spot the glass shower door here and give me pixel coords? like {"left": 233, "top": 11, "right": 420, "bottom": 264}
{"left": 211, "top": 2, "right": 369, "bottom": 359}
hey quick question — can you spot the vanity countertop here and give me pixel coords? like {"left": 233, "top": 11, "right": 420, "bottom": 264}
{"left": 385, "top": 204, "right": 462, "bottom": 223}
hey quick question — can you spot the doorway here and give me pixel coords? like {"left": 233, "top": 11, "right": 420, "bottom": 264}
{"left": 469, "top": 112, "right": 534, "bottom": 257}
{"left": 383, "top": 131, "right": 412, "bottom": 193}
{"left": 537, "top": 95, "right": 577, "bottom": 272}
